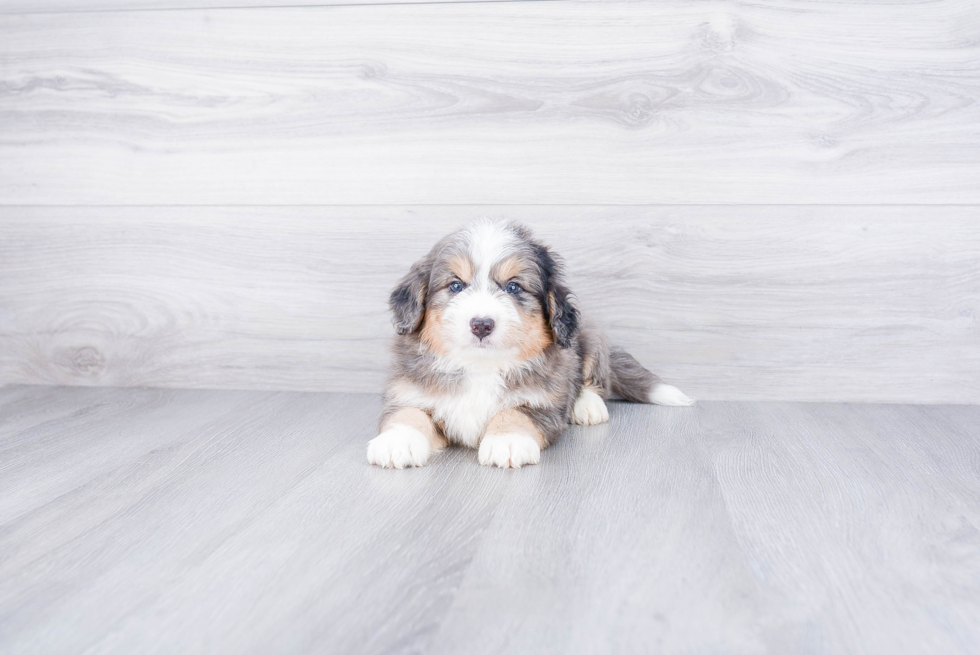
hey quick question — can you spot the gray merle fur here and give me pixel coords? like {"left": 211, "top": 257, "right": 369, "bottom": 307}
{"left": 381, "top": 222, "right": 666, "bottom": 446}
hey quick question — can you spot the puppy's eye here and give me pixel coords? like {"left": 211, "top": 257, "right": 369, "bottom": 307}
{"left": 505, "top": 281, "right": 522, "bottom": 295}
{"left": 449, "top": 280, "right": 464, "bottom": 293}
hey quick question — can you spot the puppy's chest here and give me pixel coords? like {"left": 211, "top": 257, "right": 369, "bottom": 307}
{"left": 431, "top": 372, "right": 508, "bottom": 448}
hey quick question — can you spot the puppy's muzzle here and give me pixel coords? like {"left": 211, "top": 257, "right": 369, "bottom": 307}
{"left": 469, "top": 317, "right": 495, "bottom": 340}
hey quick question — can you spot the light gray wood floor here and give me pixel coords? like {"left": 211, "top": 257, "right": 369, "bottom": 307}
{"left": 1, "top": 385, "right": 978, "bottom": 654}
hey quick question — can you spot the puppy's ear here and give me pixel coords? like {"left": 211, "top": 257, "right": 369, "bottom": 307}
{"left": 547, "top": 281, "right": 579, "bottom": 348}
{"left": 389, "top": 255, "right": 432, "bottom": 335}
{"left": 533, "top": 243, "right": 579, "bottom": 348}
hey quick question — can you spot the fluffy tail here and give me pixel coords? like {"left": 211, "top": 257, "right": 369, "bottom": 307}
{"left": 609, "top": 347, "right": 694, "bottom": 406}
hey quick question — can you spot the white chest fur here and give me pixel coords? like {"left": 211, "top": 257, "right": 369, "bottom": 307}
{"left": 431, "top": 370, "right": 507, "bottom": 448}
{"left": 388, "top": 355, "right": 552, "bottom": 449}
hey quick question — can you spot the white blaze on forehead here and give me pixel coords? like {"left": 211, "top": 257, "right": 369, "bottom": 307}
{"left": 435, "top": 220, "right": 525, "bottom": 363}
{"left": 464, "top": 220, "right": 517, "bottom": 286}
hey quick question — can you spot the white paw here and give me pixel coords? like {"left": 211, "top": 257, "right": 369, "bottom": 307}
{"left": 649, "top": 383, "right": 695, "bottom": 406}
{"left": 478, "top": 432, "right": 541, "bottom": 469}
{"left": 367, "top": 423, "right": 431, "bottom": 469}
{"left": 572, "top": 388, "right": 609, "bottom": 425}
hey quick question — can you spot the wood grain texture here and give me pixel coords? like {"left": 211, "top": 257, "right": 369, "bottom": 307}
{"left": 2, "top": 205, "right": 978, "bottom": 403}
{"left": 1, "top": 386, "right": 978, "bottom": 653}
{"left": 1, "top": 0, "right": 978, "bottom": 204}
{"left": 0, "top": 0, "right": 539, "bottom": 13}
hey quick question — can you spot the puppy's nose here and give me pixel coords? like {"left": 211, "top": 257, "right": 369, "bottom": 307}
{"left": 470, "top": 317, "right": 495, "bottom": 340}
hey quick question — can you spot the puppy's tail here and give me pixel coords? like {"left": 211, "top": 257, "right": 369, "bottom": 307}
{"left": 609, "top": 347, "right": 694, "bottom": 406}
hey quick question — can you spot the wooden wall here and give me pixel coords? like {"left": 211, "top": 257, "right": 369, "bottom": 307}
{"left": 1, "top": 1, "right": 978, "bottom": 402}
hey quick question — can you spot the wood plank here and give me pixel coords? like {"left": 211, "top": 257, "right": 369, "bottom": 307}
{"left": 1, "top": 205, "right": 977, "bottom": 403}
{"left": 702, "top": 402, "right": 980, "bottom": 654}
{"left": 0, "top": 0, "right": 537, "bottom": 13}
{"left": 429, "top": 401, "right": 980, "bottom": 654}
{"left": 0, "top": 387, "right": 515, "bottom": 653}
{"left": 1, "top": 386, "right": 978, "bottom": 653}
{"left": 1, "top": 1, "right": 978, "bottom": 204}
{"left": 429, "top": 399, "right": 771, "bottom": 653}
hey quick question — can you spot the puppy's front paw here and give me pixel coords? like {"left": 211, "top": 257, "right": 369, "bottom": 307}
{"left": 367, "top": 424, "right": 431, "bottom": 469}
{"left": 573, "top": 388, "right": 609, "bottom": 425}
{"left": 478, "top": 432, "right": 541, "bottom": 469}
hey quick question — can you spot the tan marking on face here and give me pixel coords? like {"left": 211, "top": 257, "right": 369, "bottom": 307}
{"left": 447, "top": 255, "right": 474, "bottom": 284}
{"left": 382, "top": 406, "right": 447, "bottom": 452}
{"left": 495, "top": 256, "right": 524, "bottom": 283}
{"left": 420, "top": 308, "right": 451, "bottom": 356}
{"left": 516, "top": 307, "right": 552, "bottom": 360}
{"left": 483, "top": 408, "right": 546, "bottom": 448}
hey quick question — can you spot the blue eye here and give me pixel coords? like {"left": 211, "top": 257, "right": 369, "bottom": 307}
{"left": 449, "top": 280, "right": 464, "bottom": 293}
{"left": 505, "top": 281, "right": 522, "bottom": 295}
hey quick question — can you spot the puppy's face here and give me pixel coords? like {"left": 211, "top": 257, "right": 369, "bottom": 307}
{"left": 389, "top": 221, "right": 578, "bottom": 363}
{"left": 423, "top": 231, "right": 549, "bottom": 359}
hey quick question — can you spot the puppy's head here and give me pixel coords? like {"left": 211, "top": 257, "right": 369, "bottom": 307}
{"left": 389, "top": 220, "right": 578, "bottom": 360}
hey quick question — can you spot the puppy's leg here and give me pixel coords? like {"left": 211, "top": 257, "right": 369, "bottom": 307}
{"left": 572, "top": 387, "right": 610, "bottom": 425}
{"left": 573, "top": 323, "right": 611, "bottom": 425}
{"left": 478, "top": 408, "right": 545, "bottom": 469}
{"left": 367, "top": 407, "right": 446, "bottom": 469}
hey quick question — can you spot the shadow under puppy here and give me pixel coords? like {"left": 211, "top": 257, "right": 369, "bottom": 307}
{"left": 368, "top": 220, "right": 693, "bottom": 469}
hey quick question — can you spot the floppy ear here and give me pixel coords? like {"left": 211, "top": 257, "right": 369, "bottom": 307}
{"left": 532, "top": 243, "right": 579, "bottom": 348}
{"left": 547, "top": 280, "right": 579, "bottom": 348}
{"left": 389, "top": 255, "right": 432, "bottom": 335}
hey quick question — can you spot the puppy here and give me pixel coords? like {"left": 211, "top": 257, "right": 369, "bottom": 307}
{"left": 367, "top": 220, "right": 693, "bottom": 469}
